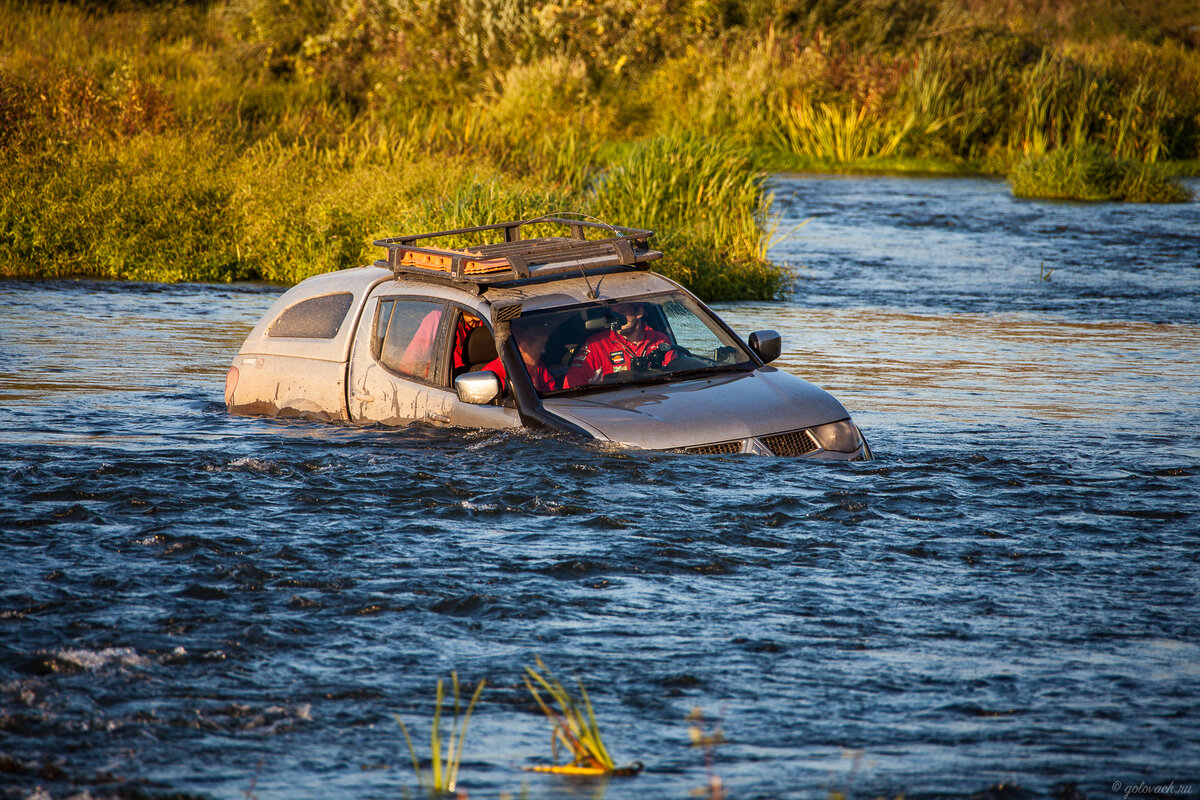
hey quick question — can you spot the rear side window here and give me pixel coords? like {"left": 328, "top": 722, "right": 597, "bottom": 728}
{"left": 375, "top": 299, "right": 445, "bottom": 381}
{"left": 268, "top": 293, "right": 354, "bottom": 339}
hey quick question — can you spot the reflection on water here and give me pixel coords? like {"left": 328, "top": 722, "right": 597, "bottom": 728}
{"left": 767, "top": 174, "right": 1200, "bottom": 323}
{"left": 719, "top": 305, "right": 1200, "bottom": 427}
{"left": 1, "top": 176, "right": 1198, "bottom": 800}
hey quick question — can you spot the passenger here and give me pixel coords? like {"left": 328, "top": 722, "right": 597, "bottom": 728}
{"left": 475, "top": 324, "right": 557, "bottom": 393}
{"left": 563, "top": 302, "right": 675, "bottom": 388}
{"left": 514, "top": 323, "right": 557, "bottom": 393}
{"left": 453, "top": 313, "right": 485, "bottom": 375}
{"left": 452, "top": 313, "right": 557, "bottom": 394}
{"left": 453, "top": 313, "right": 507, "bottom": 389}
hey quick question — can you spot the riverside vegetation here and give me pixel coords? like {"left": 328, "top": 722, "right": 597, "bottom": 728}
{"left": 2, "top": 0, "right": 1198, "bottom": 299}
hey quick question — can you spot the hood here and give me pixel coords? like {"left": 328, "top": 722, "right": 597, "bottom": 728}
{"left": 540, "top": 368, "right": 849, "bottom": 450}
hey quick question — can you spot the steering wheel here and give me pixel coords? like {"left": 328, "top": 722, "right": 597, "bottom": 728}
{"left": 630, "top": 342, "right": 683, "bottom": 372}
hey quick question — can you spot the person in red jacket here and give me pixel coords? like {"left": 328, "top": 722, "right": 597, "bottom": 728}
{"left": 513, "top": 322, "right": 557, "bottom": 393}
{"left": 458, "top": 313, "right": 558, "bottom": 393}
{"left": 564, "top": 302, "right": 675, "bottom": 388}
{"left": 484, "top": 352, "right": 556, "bottom": 393}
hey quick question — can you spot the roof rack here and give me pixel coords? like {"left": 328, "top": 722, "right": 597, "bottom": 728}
{"left": 373, "top": 216, "right": 662, "bottom": 284}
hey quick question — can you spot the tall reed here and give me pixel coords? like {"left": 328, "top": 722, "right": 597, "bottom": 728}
{"left": 772, "top": 100, "right": 903, "bottom": 162}
{"left": 590, "top": 133, "right": 785, "bottom": 300}
{"left": 523, "top": 656, "right": 615, "bottom": 774}
{"left": 394, "top": 673, "right": 486, "bottom": 795}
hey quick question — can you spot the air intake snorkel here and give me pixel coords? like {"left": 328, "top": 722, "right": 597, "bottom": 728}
{"left": 490, "top": 300, "right": 523, "bottom": 354}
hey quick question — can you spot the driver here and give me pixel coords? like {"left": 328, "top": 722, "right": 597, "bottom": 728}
{"left": 563, "top": 302, "right": 676, "bottom": 388}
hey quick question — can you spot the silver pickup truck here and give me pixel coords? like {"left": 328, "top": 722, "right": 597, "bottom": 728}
{"left": 224, "top": 216, "right": 871, "bottom": 459}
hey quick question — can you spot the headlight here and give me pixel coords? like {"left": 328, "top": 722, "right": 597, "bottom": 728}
{"left": 810, "top": 419, "right": 862, "bottom": 453}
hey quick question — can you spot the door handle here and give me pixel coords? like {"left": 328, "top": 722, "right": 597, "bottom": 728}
{"left": 427, "top": 412, "right": 451, "bottom": 424}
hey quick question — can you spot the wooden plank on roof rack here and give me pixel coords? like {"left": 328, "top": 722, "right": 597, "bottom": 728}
{"left": 469, "top": 237, "right": 634, "bottom": 266}
{"left": 398, "top": 250, "right": 511, "bottom": 275}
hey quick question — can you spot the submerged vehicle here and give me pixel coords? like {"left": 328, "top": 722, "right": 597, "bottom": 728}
{"left": 225, "top": 216, "right": 871, "bottom": 459}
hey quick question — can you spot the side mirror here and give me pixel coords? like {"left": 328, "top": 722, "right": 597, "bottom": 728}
{"left": 748, "top": 330, "right": 782, "bottom": 364}
{"left": 454, "top": 371, "right": 501, "bottom": 404}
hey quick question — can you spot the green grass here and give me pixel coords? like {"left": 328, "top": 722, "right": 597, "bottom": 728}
{"left": 592, "top": 134, "right": 786, "bottom": 300}
{"left": 2, "top": 0, "right": 1199, "bottom": 297}
{"left": 523, "top": 656, "right": 616, "bottom": 773}
{"left": 0, "top": 136, "right": 246, "bottom": 282}
{"left": 1010, "top": 146, "right": 1193, "bottom": 202}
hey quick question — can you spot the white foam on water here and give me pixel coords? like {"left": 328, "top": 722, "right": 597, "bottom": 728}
{"left": 54, "top": 646, "right": 150, "bottom": 670}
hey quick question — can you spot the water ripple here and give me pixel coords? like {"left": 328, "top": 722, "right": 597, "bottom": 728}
{"left": 3, "top": 182, "right": 1199, "bottom": 799}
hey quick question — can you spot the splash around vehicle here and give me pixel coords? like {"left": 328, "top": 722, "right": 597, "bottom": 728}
{"left": 224, "top": 216, "right": 871, "bottom": 459}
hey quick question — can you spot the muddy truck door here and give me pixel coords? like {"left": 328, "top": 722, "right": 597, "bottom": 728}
{"left": 346, "top": 293, "right": 443, "bottom": 425}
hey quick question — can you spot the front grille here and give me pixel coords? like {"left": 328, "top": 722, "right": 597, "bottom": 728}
{"left": 761, "top": 429, "right": 820, "bottom": 457}
{"left": 685, "top": 441, "right": 743, "bottom": 455}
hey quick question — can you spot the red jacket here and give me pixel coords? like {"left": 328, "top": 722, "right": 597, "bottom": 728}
{"left": 486, "top": 359, "right": 556, "bottom": 393}
{"left": 453, "top": 316, "right": 482, "bottom": 373}
{"left": 564, "top": 324, "right": 674, "bottom": 388}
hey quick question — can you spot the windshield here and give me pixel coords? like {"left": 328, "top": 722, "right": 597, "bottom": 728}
{"left": 509, "top": 292, "right": 755, "bottom": 396}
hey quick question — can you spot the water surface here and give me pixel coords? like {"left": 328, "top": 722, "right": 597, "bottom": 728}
{"left": 1, "top": 176, "right": 1197, "bottom": 800}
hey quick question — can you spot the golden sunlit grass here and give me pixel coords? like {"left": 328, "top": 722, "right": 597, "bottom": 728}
{"left": 3, "top": 0, "right": 1198, "bottom": 297}
{"left": 394, "top": 673, "right": 486, "bottom": 796}
{"left": 522, "top": 656, "right": 641, "bottom": 777}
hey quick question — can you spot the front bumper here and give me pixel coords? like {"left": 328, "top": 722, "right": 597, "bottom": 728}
{"left": 681, "top": 423, "right": 872, "bottom": 461}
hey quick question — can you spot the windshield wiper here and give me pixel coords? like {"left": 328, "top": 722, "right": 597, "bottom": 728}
{"left": 658, "top": 363, "right": 753, "bottom": 382}
{"left": 542, "top": 376, "right": 663, "bottom": 397}
{"left": 541, "top": 364, "right": 750, "bottom": 397}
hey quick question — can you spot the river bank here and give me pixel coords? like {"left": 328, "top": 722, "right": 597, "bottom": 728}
{"left": 2, "top": 0, "right": 1198, "bottom": 298}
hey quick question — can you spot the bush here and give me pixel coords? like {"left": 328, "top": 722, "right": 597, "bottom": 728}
{"left": 1009, "top": 145, "right": 1192, "bottom": 202}
{"left": 0, "top": 136, "right": 247, "bottom": 281}
{"left": 4, "top": 0, "right": 1200, "bottom": 299}
{"left": 590, "top": 134, "right": 786, "bottom": 300}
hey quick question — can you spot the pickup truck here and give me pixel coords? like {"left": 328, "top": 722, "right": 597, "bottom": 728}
{"left": 224, "top": 216, "right": 871, "bottom": 459}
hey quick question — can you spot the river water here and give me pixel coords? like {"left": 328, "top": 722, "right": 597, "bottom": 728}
{"left": 1, "top": 176, "right": 1197, "bottom": 800}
